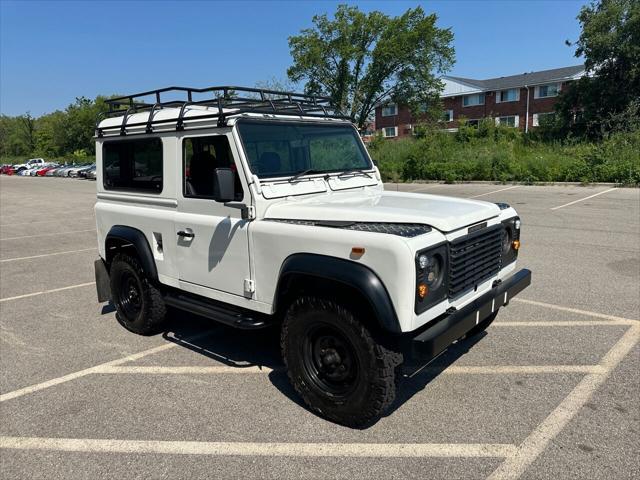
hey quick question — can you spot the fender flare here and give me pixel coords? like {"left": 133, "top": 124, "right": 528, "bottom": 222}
{"left": 274, "top": 253, "right": 401, "bottom": 334}
{"left": 105, "top": 225, "right": 158, "bottom": 282}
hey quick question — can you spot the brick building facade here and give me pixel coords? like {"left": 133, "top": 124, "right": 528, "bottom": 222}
{"left": 375, "top": 65, "right": 585, "bottom": 138}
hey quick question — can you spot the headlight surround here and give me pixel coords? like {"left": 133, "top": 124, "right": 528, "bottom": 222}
{"left": 415, "top": 243, "right": 449, "bottom": 314}
{"left": 501, "top": 216, "right": 521, "bottom": 266}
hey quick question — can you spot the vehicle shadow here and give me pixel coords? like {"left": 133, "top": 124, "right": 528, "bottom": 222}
{"left": 159, "top": 309, "right": 487, "bottom": 426}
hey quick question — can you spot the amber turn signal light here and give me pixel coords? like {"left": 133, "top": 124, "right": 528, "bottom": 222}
{"left": 512, "top": 240, "right": 521, "bottom": 251}
{"left": 417, "top": 283, "right": 428, "bottom": 299}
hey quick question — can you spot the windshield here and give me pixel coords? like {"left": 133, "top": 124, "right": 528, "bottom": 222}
{"left": 237, "top": 121, "right": 372, "bottom": 179}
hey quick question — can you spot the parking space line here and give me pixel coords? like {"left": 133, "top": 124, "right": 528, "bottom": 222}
{"left": 97, "top": 364, "right": 605, "bottom": 376}
{"left": 488, "top": 324, "right": 640, "bottom": 479}
{"left": 494, "top": 320, "right": 635, "bottom": 327}
{"left": 0, "top": 229, "right": 95, "bottom": 241}
{"left": 0, "top": 282, "right": 96, "bottom": 303}
{"left": 550, "top": 187, "right": 616, "bottom": 210}
{"left": 0, "top": 248, "right": 96, "bottom": 263}
{"left": 468, "top": 186, "right": 519, "bottom": 198}
{"left": 0, "top": 342, "right": 177, "bottom": 403}
{"left": 0, "top": 436, "right": 517, "bottom": 458}
{"left": 0, "top": 331, "right": 217, "bottom": 403}
{"left": 95, "top": 365, "right": 277, "bottom": 374}
{"left": 512, "top": 298, "right": 639, "bottom": 323}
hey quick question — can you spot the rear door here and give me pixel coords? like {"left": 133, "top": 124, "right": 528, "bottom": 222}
{"left": 174, "top": 132, "right": 251, "bottom": 297}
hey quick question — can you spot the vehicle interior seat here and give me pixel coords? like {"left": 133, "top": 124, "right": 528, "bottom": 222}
{"left": 186, "top": 151, "right": 216, "bottom": 197}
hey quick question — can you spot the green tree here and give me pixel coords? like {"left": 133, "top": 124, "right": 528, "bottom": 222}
{"left": 555, "top": 0, "right": 640, "bottom": 138}
{"left": 287, "top": 5, "right": 454, "bottom": 129}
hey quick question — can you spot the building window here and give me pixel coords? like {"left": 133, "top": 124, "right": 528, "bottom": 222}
{"left": 467, "top": 119, "right": 480, "bottom": 127}
{"left": 443, "top": 109, "right": 454, "bottom": 122}
{"left": 535, "top": 83, "right": 560, "bottom": 98}
{"left": 496, "top": 88, "right": 520, "bottom": 103}
{"left": 383, "top": 127, "right": 398, "bottom": 138}
{"left": 462, "top": 93, "right": 485, "bottom": 107}
{"left": 103, "top": 138, "right": 163, "bottom": 193}
{"left": 381, "top": 104, "right": 397, "bottom": 116}
{"left": 532, "top": 112, "right": 555, "bottom": 127}
{"left": 496, "top": 115, "right": 519, "bottom": 128}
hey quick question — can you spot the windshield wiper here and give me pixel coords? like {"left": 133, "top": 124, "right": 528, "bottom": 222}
{"left": 336, "top": 168, "right": 372, "bottom": 179}
{"left": 287, "top": 169, "right": 324, "bottom": 183}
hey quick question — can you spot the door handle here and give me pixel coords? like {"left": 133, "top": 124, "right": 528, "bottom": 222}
{"left": 177, "top": 228, "right": 194, "bottom": 239}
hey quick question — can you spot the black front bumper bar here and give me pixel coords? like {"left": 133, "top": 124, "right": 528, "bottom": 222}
{"left": 410, "top": 268, "right": 532, "bottom": 359}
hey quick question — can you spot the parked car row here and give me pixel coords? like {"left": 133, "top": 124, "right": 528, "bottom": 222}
{"left": 0, "top": 160, "right": 96, "bottom": 180}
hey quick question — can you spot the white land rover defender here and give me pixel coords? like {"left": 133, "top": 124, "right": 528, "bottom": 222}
{"left": 94, "top": 86, "right": 531, "bottom": 427}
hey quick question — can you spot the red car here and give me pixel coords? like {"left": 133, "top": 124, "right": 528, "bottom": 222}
{"left": 0, "top": 164, "right": 15, "bottom": 175}
{"left": 36, "top": 165, "right": 58, "bottom": 176}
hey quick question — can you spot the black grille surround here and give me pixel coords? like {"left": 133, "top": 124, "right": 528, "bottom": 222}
{"left": 448, "top": 224, "right": 504, "bottom": 298}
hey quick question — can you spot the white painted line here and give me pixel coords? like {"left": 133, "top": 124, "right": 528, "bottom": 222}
{"left": 468, "top": 185, "right": 519, "bottom": 198}
{"left": 0, "top": 216, "right": 94, "bottom": 228}
{"left": 0, "top": 436, "right": 517, "bottom": 458}
{"left": 445, "top": 365, "right": 605, "bottom": 375}
{"left": 0, "top": 331, "right": 217, "bottom": 403}
{"left": 102, "top": 364, "right": 604, "bottom": 377}
{"left": 0, "top": 282, "right": 96, "bottom": 303}
{"left": 0, "top": 342, "right": 176, "bottom": 403}
{"left": 550, "top": 187, "right": 616, "bottom": 210}
{"left": 408, "top": 364, "right": 604, "bottom": 378}
{"left": 0, "top": 229, "right": 95, "bottom": 241}
{"left": 513, "top": 298, "right": 639, "bottom": 324}
{"left": 488, "top": 324, "right": 640, "bottom": 479}
{"left": 95, "top": 365, "right": 277, "bottom": 375}
{"left": 1, "top": 247, "right": 96, "bottom": 263}
{"left": 494, "top": 320, "right": 635, "bottom": 327}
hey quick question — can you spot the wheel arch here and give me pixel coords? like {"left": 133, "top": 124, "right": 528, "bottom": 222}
{"left": 105, "top": 225, "right": 158, "bottom": 282}
{"left": 274, "top": 253, "right": 401, "bottom": 334}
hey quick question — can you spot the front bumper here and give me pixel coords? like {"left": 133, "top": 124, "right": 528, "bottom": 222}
{"left": 408, "top": 268, "right": 531, "bottom": 360}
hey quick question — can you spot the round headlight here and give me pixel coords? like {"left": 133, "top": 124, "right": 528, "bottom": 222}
{"left": 502, "top": 228, "right": 513, "bottom": 254}
{"left": 425, "top": 255, "right": 442, "bottom": 286}
{"left": 418, "top": 254, "right": 429, "bottom": 270}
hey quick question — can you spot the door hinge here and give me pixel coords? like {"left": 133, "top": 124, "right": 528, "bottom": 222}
{"left": 244, "top": 279, "right": 255, "bottom": 294}
{"left": 244, "top": 205, "right": 256, "bottom": 221}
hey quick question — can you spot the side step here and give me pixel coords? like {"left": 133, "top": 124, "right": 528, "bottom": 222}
{"left": 163, "top": 292, "right": 270, "bottom": 330}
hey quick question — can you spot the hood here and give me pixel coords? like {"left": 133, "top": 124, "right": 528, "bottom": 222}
{"left": 264, "top": 190, "right": 500, "bottom": 233}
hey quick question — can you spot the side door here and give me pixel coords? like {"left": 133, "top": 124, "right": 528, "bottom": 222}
{"left": 175, "top": 132, "right": 251, "bottom": 298}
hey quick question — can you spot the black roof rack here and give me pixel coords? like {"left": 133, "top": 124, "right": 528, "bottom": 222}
{"left": 97, "top": 85, "right": 351, "bottom": 137}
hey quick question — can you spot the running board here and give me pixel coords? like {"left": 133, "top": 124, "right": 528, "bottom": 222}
{"left": 163, "top": 292, "right": 270, "bottom": 330}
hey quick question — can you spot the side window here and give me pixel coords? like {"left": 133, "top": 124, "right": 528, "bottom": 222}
{"left": 183, "top": 135, "right": 243, "bottom": 201}
{"left": 103, "top": 138, "right": 163, "bottom": 192}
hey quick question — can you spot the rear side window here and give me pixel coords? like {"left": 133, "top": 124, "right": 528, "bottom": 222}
{"left": 103, "top": 138, "right": 163, "bottom": 192}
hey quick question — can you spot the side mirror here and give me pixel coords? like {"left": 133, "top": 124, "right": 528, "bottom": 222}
{"left": 213, "top": 168, "right": 235, "bottom": 203}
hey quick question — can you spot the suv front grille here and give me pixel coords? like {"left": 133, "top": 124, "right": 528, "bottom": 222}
{"left": 448, "top": 224, "right": 503, "bottom": 298}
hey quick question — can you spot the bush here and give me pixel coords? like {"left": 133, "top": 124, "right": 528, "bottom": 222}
{"left": 367, "top": 126, "right": 640, "bottom": 185}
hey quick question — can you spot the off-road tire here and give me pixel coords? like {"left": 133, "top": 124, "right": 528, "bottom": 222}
{"left": 281, "top": 296, "right": 403, "bottom": 427}
{"left": 462, "top": 310, "right": 499, "bottom": 339}
{"left": 110, "top": 253, "right": 167, "bottom": 335}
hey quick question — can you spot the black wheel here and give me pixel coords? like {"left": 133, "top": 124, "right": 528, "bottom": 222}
{"left": 281, "top": 296, "right": 402, "bottom": 427}
{"left": 462, "top": 310, "right": 499, "bottom": 339}
{"left": 110, "top": 253, "right": 167, "bottom": 335}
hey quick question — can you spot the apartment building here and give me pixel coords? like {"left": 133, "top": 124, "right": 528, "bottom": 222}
{"left": 376, "top": 65, "right": 585, "bottom": 138}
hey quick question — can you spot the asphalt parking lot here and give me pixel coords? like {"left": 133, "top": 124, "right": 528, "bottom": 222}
{"left": 1, "top": 176, "right": 638, "bottom": 479}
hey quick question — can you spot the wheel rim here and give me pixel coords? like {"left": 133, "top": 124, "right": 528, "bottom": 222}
{"left": 117, "top": 271, "right": 142, "bottom": 321}
{"left": 302, "top": 324, "right": 359, "bottom": 397}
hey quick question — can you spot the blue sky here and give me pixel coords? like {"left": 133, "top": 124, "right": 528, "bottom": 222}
{"left": 0, "top": 0, "right": 587, "bottom": 116}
